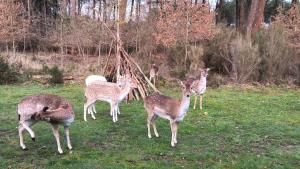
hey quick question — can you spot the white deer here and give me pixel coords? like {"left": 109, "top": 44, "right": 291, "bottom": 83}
{"left": 85, "top": 75, "right": 107, "bottom": 119}
{"left": 17, "top": 94, "right": 75, "bottom": 154}
{"left": 84, "top": 73, "right": 137, "bottom": 122}
{"left": 191, "top": 68, "right": 210, "bottom": 110}
{"left": 144, "top": 80, "right": 194, "bottom": 147}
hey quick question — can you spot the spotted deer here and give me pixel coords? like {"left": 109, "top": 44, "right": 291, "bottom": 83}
{"left": 149, "top": 64, "right": 159, "bottom": 86}
{"left": 17, "top": 94, "right": 75, "bottom": 154}
{"left": 192, "top": 68, "right": 210, "bottom": 110}
{"left": 144, "top": 80, "right": 194, "bottom": 147}
{"left": 85, "top": 75, "right": 107, "bottom": 118}
{"left": 84, "top": 73, "right": 137, "bottom": 122}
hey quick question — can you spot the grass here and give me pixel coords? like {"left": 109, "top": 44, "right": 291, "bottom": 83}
{"left": 0, "top": 84, "right": 300, "bottom": 168}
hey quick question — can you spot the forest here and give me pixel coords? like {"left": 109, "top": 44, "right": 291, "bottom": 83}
{"left": 0, "top": 0, "right": 299, "bottom": 86}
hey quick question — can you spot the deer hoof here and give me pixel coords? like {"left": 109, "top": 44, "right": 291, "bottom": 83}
{"left": 31, "top": 137, "right": 36, "bottom": 142}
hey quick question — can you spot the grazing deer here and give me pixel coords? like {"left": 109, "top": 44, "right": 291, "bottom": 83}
{"left": 17, "top": 94, "right": 75, "bottom": 154}
{"left": 149, "top": 64, "right": 159, "bottom": 86}
{"left": 84, "top": 73, "right": 137, "bottom": 122}
{"left": 191, "top": 68, "right": 210, "bottom": 110}
{"left": 85, "top": 75, "right": 107, "bottom": 119}
{"left": 144, "top": 80, "right": 194, "bottom": 147}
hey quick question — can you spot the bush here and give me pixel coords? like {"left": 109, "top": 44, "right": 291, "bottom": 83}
{"left": 256, "top": 24, "right": 299, "bottom": 84}
{"left": 229, "top": 36, "right": 261, "bottom": 83}
{"left": 48, "top": 66, "right": 64, "bottom": 84}
{"left": 0, "top": 57, "right": 20, "bottom": 84}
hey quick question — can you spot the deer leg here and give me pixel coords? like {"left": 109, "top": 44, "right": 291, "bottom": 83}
{"left": 84, "top": 100, "right": 95, "bottom": 121}
{"left": 173, "top": 122, "right": 178, "bottom": 144}
{"left": 114, "top": 103, "right": 118, "bottom": 122}
{"left": 200, "top": 95, "right": 203, "bottom": 110}
{"left": 151, "top": 115, "right": 159, "bottom": 137}
{"left": 170, "top": 121, "right": 178, "bottom": 147}
{"left": 18, "top": 125, "right": 26, "bottom": 150}
{"left": 111, "top": 103, "right": 116, "bottom": 122}
{"left": 170, "top": 121, "right": 175, "bottom": 147}
{"left": 153, "top": 77, "right": 156, "bottom": 87}
{"left": 22, "top": 120, "right": 36, "bottom": 141}
{"left": 51, "top": 124, "right": 63, "bottom": 154}
{"left": 152, "top": 123, "right": 159, "bottom": 138}
{"left": 90, "top": 107, "right": 96, "bottom": 120}
{"left": 193, "top": 96, "right": 197, "bottom": 110}
{"left": 117, "top": 103, "right": 120, "bottom": 115}
{"left": 147, "top": 114, "right": 154, "bottom": 139}
{"left": 92, "top": 104, "right": 97, "bottom": 114}
{"left": 64, "top": 126, "right": 72, "bottom": 150}
{"left": 84, "top": 103, "right": 88, "bottom": 121}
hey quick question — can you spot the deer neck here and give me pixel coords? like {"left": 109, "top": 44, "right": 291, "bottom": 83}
{"left": 177, "top": 95, "right": 191, "bottom": 121}
{"left": 199, "top": 76, "right": 207, "bottom": 85}
{"left": 117, "top": 83, "right": 131, "bottom": 101}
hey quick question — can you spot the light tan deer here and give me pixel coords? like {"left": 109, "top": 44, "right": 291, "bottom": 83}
{"left": 84, "top": 73, "right": 137, "bottom": 122}
{"left": 84, "top": 75, "right": 126, "bottom": 120}
{"left": 192, "top": 68, "right": 210, "bottom": 110}
{"left": 149, "top": 64, "right": 159, "bottom": 86}
{"left": 144, "top": 80, "right": 194, "bottom": 147}
{"left": 17, "top": 94, "right": 75, "bottom": 154}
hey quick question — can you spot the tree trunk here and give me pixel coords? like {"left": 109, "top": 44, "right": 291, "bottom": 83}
{"left": 236, "top": 0, "right": 246, "bottom": 33}
{"left": 103, "top": 0, "right": 107, "bottom": 22}
{"left": 246, "top": 0, "right": 259, "bottom": 38}
{"left": 119, "top": 0, "right": 128, "bottom": 22}
{"left": 27, "top": 0, "right": 31, "bottom": 22}
{"left": 92, "top": 0, "right": 96, "bottom": 19}
{"left": 216, "top": 0, "right": 224, "bottom": 24}
{"left": 116, "top": 0, "right": 121, "bottom": 78}
{"left": 13, "top": 39, "right": 16, "bottom": 58}
{"left": 251, "top": 0, "right": 266, "bottom": 36}
{"left": 71, "top": 0, "right": 77, "bottom": 16}
{"left": 130, "top": 0, "right": 135, "bottom": 20}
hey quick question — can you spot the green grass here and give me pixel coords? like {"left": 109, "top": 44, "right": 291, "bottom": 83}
{"left": 0, "top": 84, "right": 300, "bottom": 168}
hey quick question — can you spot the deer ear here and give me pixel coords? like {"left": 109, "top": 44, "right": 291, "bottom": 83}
{"left": 177, "top": 79, "right": 184, "bottom": 87}
{"left": 42, "top": 106, "right": 49, "bottom": 112}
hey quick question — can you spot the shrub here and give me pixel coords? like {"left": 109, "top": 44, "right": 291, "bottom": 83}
{"left": 0, "top": 57, "right": 20, "bottom": 84}
{"left": 229, "top": 36, "right": 261, "bottom": 83}
{"left": 256, "top": 24, "right": 300, "bottom": 84}
{"left": 48, "top": 66, "right": 63, "bottom": 84}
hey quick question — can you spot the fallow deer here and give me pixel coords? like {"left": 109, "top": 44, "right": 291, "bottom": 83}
{"left": 144, "top": 80, "right": 194, "bottom": 147}
{"left": 149, "top": 64, "right": 159, "bottom": 86}
{"left": 191, "top": 68, "right": 210, "bottom": 110}
{"left": 84, "top": 73, "right": 137, "bottom": 122}
{"left": 17, "top": 94, "right": 75, "bottom": 154}
{"left": 85, "top": 75, "right": 107, "bottom": 119}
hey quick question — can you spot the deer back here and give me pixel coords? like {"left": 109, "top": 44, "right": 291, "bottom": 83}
{"left": 18, "top": 94, "right": 74, "bottom": 122}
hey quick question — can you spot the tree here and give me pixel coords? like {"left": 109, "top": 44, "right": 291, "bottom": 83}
{"left": 236, "top": 0, "right": 246, "bottom": 33}
{"left": 0, "top": 1, "right": 27, "bottom": 56}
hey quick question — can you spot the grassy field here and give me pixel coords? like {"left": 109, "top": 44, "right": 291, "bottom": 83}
{"left": 0, "top": 84, "right": 299, "bottom": 168}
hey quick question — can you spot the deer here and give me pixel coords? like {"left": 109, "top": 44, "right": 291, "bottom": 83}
{"left": 191, "top": 68, "right": 210, "bottom": 110}
{"left": 84, "top": 75, "right": 128, "bottom": 121}
{"left": 17, "top": 94, "right": 75, "bottom": 154}
{"left": 149, "top": 64, "right": 159, "bottom": 86}
{"left": 85, "top": 75, "right": 107, "bottom": 119}
{"left": 144, "top": 80, "right": 195, "bottom": 147}
{"left": 84, "top": 72, "right": 137, "bottom": 122}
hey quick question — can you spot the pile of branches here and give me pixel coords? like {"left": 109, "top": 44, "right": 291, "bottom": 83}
{"left": 105, "top": 48, "right": 159, "bottom": 100}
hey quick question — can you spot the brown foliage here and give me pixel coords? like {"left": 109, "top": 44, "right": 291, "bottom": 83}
{"left": 0, "top": 1, "right": 28, "bottom": 43}
{"left": 154, "top": 1, "right": 217, "bottom": 47}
